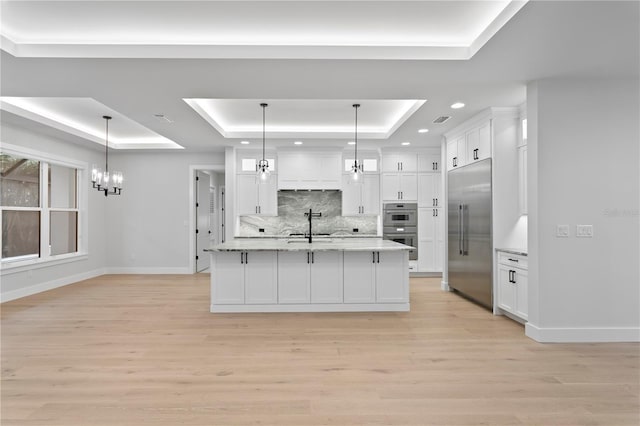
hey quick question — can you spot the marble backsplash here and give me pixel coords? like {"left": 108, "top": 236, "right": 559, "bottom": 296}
{"left": 238, "top": 190, "right": 378, "bottom": 236}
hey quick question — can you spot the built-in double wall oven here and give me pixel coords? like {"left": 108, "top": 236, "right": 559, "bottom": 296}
{"left": 383, "top": 203, "right": 417, "bottom": 260}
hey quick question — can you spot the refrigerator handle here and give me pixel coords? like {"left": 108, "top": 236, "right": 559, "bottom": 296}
{"left": 462, "top": 204, "right": 468, "bottom": 256}
{"left": 458, "top": 204, "right": 463, "bottom": 255}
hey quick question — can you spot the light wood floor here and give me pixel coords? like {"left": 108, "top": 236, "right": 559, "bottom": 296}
{"left": 2, "top": 275, "right": 639, "bottom": 425}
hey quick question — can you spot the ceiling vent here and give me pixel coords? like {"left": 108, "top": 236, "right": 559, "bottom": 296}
{"left": 433, "top": 116, "right": 451, "bottom": 124}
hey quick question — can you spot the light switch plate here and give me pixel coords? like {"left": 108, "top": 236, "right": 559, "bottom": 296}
{"left": 556, "top": 224, "right": 570, "bottom": 237}
{"left": 576, "top": 224, "right": 593, "bottom": 237}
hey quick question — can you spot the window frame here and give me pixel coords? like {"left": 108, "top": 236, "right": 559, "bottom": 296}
{"left": 1, "top": 143, "right": 88, "bottom": 274}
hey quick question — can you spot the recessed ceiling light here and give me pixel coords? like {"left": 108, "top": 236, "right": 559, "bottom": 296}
{"left": 294, "top": 141, "right": 303, "bottom": 145}
{"left": 401, "top": 142, "right": 411, "bottom": 146}
{"left": 418, "top": 128, "right": 429, "bottom": 133}
{"left": 451, "top": 102, "right": 465, "bottom": 109}
{"left": 240, "top": 140, "right": 250, "bottom": 145}
{"left": 347, "top": 141, "right": 356, "bottom": 145}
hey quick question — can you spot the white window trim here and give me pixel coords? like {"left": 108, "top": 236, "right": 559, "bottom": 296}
{"left": 1, "top": 142, "right": 89, "bottom": 273}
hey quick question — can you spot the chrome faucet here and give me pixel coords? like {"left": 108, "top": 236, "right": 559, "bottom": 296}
{"left": 304, "top": 209, "right": 322, "bottom": 243}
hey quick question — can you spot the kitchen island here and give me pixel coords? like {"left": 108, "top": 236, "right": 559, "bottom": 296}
{"left": 206, "top": 238, "right": 412, "bottom": 313}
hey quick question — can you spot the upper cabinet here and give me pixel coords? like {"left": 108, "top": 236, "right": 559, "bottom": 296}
{"left": 417, "top": 153, "right": 441, "bottom": 172}
{"left": 236, "top": 174, "right": 277, "bottom": 216}
{"left": 278, "top": 152, "right": 341, "bottom": 190}
{"left": 445, "top": 119, "right": 492, "bottom": 171}
{"left": 382, "top": 153, "right": 417, "bottom": 172}
{"left": 342, "top": 174, "right": 380, "bottom": 216}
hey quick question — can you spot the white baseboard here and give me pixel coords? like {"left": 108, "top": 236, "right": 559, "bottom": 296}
{"left": 211, "top": 303, "right": 410, "bottom": 313}
{"left": 105, "top": 267, "right": 192, "bottom": 274}
{"left": 441, "top": 280, "right": 450, "bottom": 291}
{"left": 1, "top": 268, "right": 106, "bottom": 303}
{"left": 526, "top": 323, "right": 640, "bottom": 343}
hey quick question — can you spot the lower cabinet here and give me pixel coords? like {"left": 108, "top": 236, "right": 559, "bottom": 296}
{"left": 496, "top": 252, "right": 528, "bottom": 321}
{"left": 278, "top": 251, "right": 345, "bottom": 304}
{"left": 417, "top": 207, "right": 443, "bottom": 272}
{"left": 343, "top": 251, "right": 409, "bottom": 303}
{"left": 212, "top": 251, "right": 278, "bottom": 305}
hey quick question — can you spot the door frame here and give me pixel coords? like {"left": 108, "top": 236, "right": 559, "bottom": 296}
{"left": 189, "top": 164, "right": 224, "bottom": 274}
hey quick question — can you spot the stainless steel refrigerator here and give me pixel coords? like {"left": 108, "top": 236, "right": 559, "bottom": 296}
{"left": 447, "top": 158, "right": 493, "bottom": 309}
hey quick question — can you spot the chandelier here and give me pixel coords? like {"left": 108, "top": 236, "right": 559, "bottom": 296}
{"left": 91, "top": 115, "right": 123, "bottom": 196}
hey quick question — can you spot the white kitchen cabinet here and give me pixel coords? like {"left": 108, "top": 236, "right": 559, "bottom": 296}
{"left": 278, "top": 251, "right": 311, "bottom": 303}
{"left": 244, "top": 251, "right": 278, "bottom": 304}
{"left": 310, "top": 251, "right": 344, "bottom": 303}
{"left": 446, "top": 136, "right": 465, "bottom": 170}
{"left": 382, "top": 153, "right": 417, "bottom": 172}
{"left": 417, "top": 173, "right": 441, "bottom": 208}
{"left": 343, "top": 251, "right": 409, "bottom": 303}
{"left": 278, "top": 152, "right": 341, "bottom": 190}
{"left": 278, "top": 251, "right": 344, "bottom": 304}
{"left": 466, "top": 121, "right": 491, "bottom": 164}
{"left": 342, "top": 174, "right": 380, "bottom": 216}
{"left": 212, "top": 251, "right": 246, "bottom": 304}
{"left": 376, "top": 251, "right": 409, "bottom": 303}
{"left": 417, "top": 207, "right": 443, "bottom": 272}
{"left": 212, "top": 251, "right": 278, "bottom": 305}
{"left": 343, "top": 251, "right": 377, "bottom": 303}
{"left": 417, "top": 153, "right": 441, "bottom": 172}
{"left": 236, "top": 173, "right": 277, "bottom": 216}
{"left": 519, "top": 145, "right": 528, "bottom": 215}
{"left": 496, "top": 251, "right": 528, "bottom": 321}
{"left": 382, "top": 172, "right": 417, "bottom": 201}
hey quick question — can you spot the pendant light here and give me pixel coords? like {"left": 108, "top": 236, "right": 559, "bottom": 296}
{"left": 349, "top": 103, "right": 363, "bottom": 184}
{"left": 91, "top": 115, "right": 123, "bottom": 196}
{"left": 256, "top": 103, "right": 271, "bottom": 183}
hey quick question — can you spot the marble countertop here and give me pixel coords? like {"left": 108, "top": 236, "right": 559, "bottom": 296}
{"left": 206, "top": 238, "right": 413, "bottom": 252}
{"left": 496, "top": 248, "right": 528, "bottom": 256}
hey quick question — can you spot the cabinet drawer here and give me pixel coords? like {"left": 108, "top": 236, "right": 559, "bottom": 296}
{"left": 497, "top": 252, "right": 528, "bottom": 270}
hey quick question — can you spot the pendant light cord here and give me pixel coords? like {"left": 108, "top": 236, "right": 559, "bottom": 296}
{"left": 260, "top": 103, "right": 268, "bottom": 165}
{"left": 353, "top": 103, "right": 360, "bottom": 169}
{"left": 103, "top": 115, "right": 111, "bottom": 173}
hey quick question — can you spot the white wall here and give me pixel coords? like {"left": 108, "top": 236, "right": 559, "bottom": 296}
{"left": 526, "top": 77, "right": 640, "bottom": 342}
{"left": 106, "top": 151, "right": 224, "bottom": 273}
{"left": 1, "top": 118, "right": 107, "bottom": 300}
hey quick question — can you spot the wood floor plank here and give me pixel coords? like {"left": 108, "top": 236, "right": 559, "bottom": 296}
{"left": 2, "top": 275, "right": 638, "bottom": 425}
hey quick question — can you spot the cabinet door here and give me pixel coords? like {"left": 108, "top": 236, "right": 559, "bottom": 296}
{"left": 497, "top": 264, "right": 516, "bottom": 313}
{"left": 514, "top": 269, "right": 528, "bottom": 320}
{"left": 418, "top": 153, "right": 440, "bottom": 172}
{"left": 418, "top": 173, "right": 436, "bottom": 208}
{"left": 318, "top": 154, "right": 342, "bottom": 189}
{"left": 381, "top": 173, "right": 401, "bottom": 201}
{"left": 343, "top": 252, "right": 376, "bottom": 303}
{"left": 310, "top": 251, "right": 344, "bottom": 303}
{"left": 465, "top": 128, "right": 479, "bottom": 162}
{"left": 382, "top": 154, "right": 401, "bottom": 172}
{"left": 417, "top": 208, "right": 437, "bottom": 272}
{"left": 399, "top": 173, "right": 417, "bottom": 201}
{"left": 376, "top": 251, "right": 408, "bottom": 303}
{"left": 446, "top": 139, "right": 458, "bottom": 170}
{"left": 361, "top": 174, "right": 380, "bottom": 215}
{"left": 236, "top": 174, "right": 258, "bottom": 215}
{"left": 244, "top": 252, "right": 278, "bottom": 304}
{"left": 398, "top": 153, "right": 417, "bottom": 172}
{"left": 434, "top": 209, "right": 444, "bottom": 272}
{"left": 212, "top": 252, "right": 245, "bottom": 304}
{"left": 257, "top": 174, "right": 278, "bottom": 215}
{"left": 278, "top": 252, "right": 310, "bottom": 303}
{"left": 477, "top": 122, "right": 491, "bottom": 161}
{"left": 341, "top": 174, "right": 362, "bottom": 216}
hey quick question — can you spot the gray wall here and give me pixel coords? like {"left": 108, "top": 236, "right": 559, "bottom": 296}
{"left": 526, "top": 77, "right": 640, "bottom": 342}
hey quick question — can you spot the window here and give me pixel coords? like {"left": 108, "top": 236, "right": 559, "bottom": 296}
{"left": 344, "top": 158, "right": 378, "bottom": 172}
{"left": 1, "top": 148, "right": 83, "bottom": 266}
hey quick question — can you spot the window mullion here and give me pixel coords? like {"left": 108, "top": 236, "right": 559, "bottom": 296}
{"left": 41, "top": 162, "right": 49, "bottom": 259}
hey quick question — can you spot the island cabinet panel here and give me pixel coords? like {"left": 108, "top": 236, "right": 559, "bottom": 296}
{"left": 343, "top": 251, "right": 376, "bottom": 303}
{"left": 212, "top": 251, "right": 245, "bottom": 304}
{"left": 278, "top": 252, "right": 311, "bottom": 303}
{"left": 244, "top": 251, "right": 278, "bottom": 304}
{"left": 376, "top": 251, "right": 409, "bottom": 303}
{"left": 310, "top": 251, "right": 343, "bottom": 303}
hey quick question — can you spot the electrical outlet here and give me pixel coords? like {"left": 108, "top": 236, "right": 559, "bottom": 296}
{"left": 556, "top": 225, "right": 569, "bottom": 238}
{"left": 576, "top": 224, "right": 593, "bottom": 238}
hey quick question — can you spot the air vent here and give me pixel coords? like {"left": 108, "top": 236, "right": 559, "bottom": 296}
{"left": 433, "top": 116, "right": 451, "bottom": 124}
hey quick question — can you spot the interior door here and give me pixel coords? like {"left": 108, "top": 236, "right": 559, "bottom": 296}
{"left": 196, "top": 170, "right": 211, "bottom": 272}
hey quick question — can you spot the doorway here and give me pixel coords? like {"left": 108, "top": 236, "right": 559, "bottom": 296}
{"left": 190, "top": 165, "right": 225, "bottom": 274}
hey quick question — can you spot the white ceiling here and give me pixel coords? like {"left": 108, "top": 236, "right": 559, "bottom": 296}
{"left": 184, "top": 99, "right": 426, "bottom": 139}
{"left": 1, "top": 1, "right": 525, "bottom": 60}
{"left": 0, "top": 1, "right": 638, "bottom": 152}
